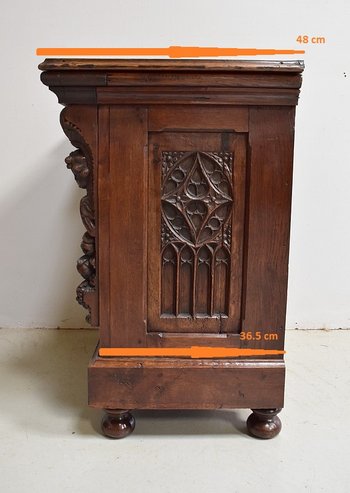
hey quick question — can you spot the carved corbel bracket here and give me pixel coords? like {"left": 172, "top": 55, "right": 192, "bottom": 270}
{"left": 60, "top": 107, "right": 97, "bottom": 325}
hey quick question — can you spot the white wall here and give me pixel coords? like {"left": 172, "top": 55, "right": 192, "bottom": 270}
{"left": 0, "top": 0, "right": 349, "bottom": 329}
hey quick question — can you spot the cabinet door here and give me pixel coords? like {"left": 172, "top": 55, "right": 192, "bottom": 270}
{"left": 148, "top": 131, "right": 247, "bottom": 334}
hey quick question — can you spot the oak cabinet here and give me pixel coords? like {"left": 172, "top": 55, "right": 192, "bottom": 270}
{"left": 40, "top": 59, "right": 303, "bottom": 438}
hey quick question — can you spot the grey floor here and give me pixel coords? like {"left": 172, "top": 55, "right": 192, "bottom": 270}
{"left": 0, "top": 328, "right": 349, "bottom": 493}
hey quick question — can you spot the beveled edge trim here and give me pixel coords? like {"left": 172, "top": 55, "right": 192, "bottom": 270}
{"left": 39, "top": 58, "right": 304, "bottom": 72}
{"left": 96, "top": 86, "right": 300, "bottom": 106}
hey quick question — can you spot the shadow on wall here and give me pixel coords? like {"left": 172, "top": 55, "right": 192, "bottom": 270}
{"left": 0, "top": 141, "right": 90, "bottom": 328}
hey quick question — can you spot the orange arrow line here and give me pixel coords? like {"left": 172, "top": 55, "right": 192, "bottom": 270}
{"left": 36, "top": 45, "right": 305, "bottom": 57}
{"left": 99, "top": 347, "right": 285, "bottom": 358}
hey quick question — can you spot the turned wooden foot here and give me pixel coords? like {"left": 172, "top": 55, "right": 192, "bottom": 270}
{"left": 247, "top": 408, "right": 282, "bottom": 439}
{"left": 101, "top": 409, "right": 135, "bottom": 439}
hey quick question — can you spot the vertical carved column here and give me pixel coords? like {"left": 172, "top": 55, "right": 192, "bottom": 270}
{"left": 60, "top": 107, "right": 97, "bottom": 325}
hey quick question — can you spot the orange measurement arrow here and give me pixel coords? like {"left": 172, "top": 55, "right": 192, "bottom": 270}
{"left": 99, "top": 347, "right": 285, "bottom": 358}
{"left": 36, "top": 45, "right": 304, "bottom": 57}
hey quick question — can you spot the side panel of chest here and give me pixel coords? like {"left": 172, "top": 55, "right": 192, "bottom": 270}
{"left": 98, "top": 105, "right": 249, "bottom": 347}
{"left": 98, "top": 104, "right": 295, "bottom": 353}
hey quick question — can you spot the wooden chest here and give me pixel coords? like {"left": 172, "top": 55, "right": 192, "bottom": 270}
{"left": 40, "top": 59, "right": 303, "bottom": 438}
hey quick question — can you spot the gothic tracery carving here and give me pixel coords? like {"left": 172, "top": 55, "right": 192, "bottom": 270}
{"left": 160, "top": 151, "right": 233, "bottom": 318}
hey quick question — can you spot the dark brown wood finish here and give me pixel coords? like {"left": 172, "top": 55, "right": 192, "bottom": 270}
{"left": 242, "top": 107, "right": 296, "bottom": 352}
{"left": 108, "top": 106, "right": 148, "bottom": 348}
{"left": 40, "top": 59, "right": 303, "bottom": 106}
{"left": 247, "top": 408, "right": 282, "bottom": 439}
{"left": 40, "top": 59, "right": 303, "bottom": 439}
{"left": 101, "top": 409, "right": 135, "bottom": 439}
{"left": 39, "top": 58, "right": 303, "bottom": 72}
{"left": 88, "top": 352, "right": 285, "bottom": 410}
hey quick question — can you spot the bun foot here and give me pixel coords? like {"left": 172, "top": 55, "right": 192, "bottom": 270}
{"left": 101, "top": 409, "right": 135, "bottom": 439}
{"left": 247, "top": 408, "right": 282, "bottom": 439}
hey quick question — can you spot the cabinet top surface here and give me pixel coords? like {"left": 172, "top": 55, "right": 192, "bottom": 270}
{"left": 39, "top": 58, "right": 304, "bottom": 73}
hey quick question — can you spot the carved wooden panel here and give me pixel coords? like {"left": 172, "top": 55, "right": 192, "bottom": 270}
{"left": 161, "top": 151, "right": 233, "bottom": 318}
{"left": 148, "top": 132, "right": 247, "bottom": 334}
{"left": 60, "top": 107, "right": 98, "bottom": 325}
